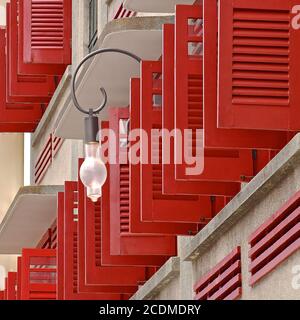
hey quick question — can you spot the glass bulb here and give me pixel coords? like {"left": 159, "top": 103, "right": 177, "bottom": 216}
{"left": 80, "top": 143, "right": 107, "bottom": 202}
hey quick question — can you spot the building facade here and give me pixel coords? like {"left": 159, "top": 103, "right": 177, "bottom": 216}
{"left": 0, "top": 0, "right": 300, "bottom": 300}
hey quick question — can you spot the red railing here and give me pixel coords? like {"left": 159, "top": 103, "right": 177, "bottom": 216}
{"left": 249, "top": 191, "right": 300, "bottom": 286}
{"left": 113, "top": 2, "right": 136, "bottom": 19}
{"left": 34, "top": 134, "right": 64, "bottom": 184}
{"left": 194, "top": 247, "right": 242, "bottom": 300}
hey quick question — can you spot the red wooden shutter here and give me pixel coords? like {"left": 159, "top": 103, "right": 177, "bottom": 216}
{"left": 163, "top": 22, "right": 273, "bottom": 191}
{"left": 204, "top": 0, "right": 293, "bottom": 149}
{"left": 20, "top": 249, "right": 56, "bottom": 300}
{"left": 18, "top": 0, "right": 67, "bottom": 75}
{"left": 107, "top": 108, "right": 177, "bottom": 258}
{"left": 78, "top": 157, "right": 164, "bottom": 270}
{"left": 61, "top": 182, "right": 141, "bottom": 297}
{"left": 6, "top": 272, "right": 17, "bottom": 300}
{"left": 64, "top": 182, "right": 152, "bottom": 299}
{"left": 6, "top": 3, "right": 56, "bottom": 103}
{"left": 23, "top": 0, "right": 72, "bottom": 65}
{"left": 16, "top": 257, "right": 22, "bottom": 300}
{"left": 218, "top": 0, "right": 300, "bottom": 130}
{"left": 0, "top": 28, "right": 43, "bottom": 132}
{"left": 218, "top": 0, "right": 300, "bottom": 131}
{"left": 130, "top": 78, "right": 200, "bottom": 231}
{"left": 140, "top": 60, "right": 240, "bottom": 224}
{"left": 57, "top": 187, "right": 131, "bottom": 299}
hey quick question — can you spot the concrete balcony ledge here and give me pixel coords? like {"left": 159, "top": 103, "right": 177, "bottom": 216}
{"left": 54, "top": 15, "right": 174, "bottom": 140}
{"left": 124, "top": 0, "right": 195, "bottom": 13}
{"left": 130, "top": 257, "right": 180, "bottom": 300}
{"left": 0, "top": 185, "right": 63, "bottom": 254}
{"left": 182, "top": 133, "right": 300, "bottom": 262}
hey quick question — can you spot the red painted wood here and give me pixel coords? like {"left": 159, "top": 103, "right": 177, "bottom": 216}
{"left": 203, "top": 0, "right": 292, "bottom": 149}
{"left": 0, "top": 28, "right": 43, "bottom": 132}
{"left": 207, "top": 274, "right": 242, "bottom": 300}
{"left": 6, "top": 3, "right": 56, "bottom": 103}
{"left": 218, "top": 0, "right": 300, "bottom": 131}
{"left": 6, "top": 272, "right": 17, "bottom": 300}
{"left": 194, "top": 247, "right": 241, "bottom": 300}
{"left": 64, "top": 182, "right": 139, "bottom": 295}
{"left": 163, "top": 22, "right": 273, "bottom": 194}
{"left": 140, "top": 61, "right": 240, "bottom": 224}
{"left": 20, "top": 249, "right": 56, "bottom": 300}
{"left": 22, "top": 0, "right": 72, "bottom": 65}
{"left": 250, "top": 238, "right": 300, "bottom": 286}
{"left": 249, "top": 207, "right": 300, "bottom": 259}
{"left": 16, "top": 257, "right": 21, "bottom": 300}
{"left": 34, "top": 135, "right": 52, "bottom": 184}
{"left": 250, "top": 223, "right": 300, "bottom": 272}
{"left": 249, "top": 190, "right": 300, "bottom": 245}
{"left": 248, "top": 191, "right": 300, "bottom": 286}
{"left": 78, "top": 158, "right": 165, "bottom": 270}
{"left": 57, "top": 188, "right": 129, "bottom": 299}
{"left": 0, "top": 291, "right": 4, "bottom": 300}
{"left": 194, "top": 260, "right": 241, "bottom": 300}
{"left": 130, "top": 78, "right": 199, "bottom": 233}
{"left": 107, "top": 107, "right": 179, "bottom": 255}
{"left": 18, "top": 0, "right": 67, "bottom": 75}
{"left": 223, "top": 287, "right": 242, "bottom": 300}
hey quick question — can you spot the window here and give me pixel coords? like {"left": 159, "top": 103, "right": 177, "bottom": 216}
{"left": 88, "top": 0, "right": 98, "bottom": 52}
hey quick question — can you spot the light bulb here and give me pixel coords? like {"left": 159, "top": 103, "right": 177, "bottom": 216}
{"left": 80, "top": 143, "right": 107, "bottom": 202}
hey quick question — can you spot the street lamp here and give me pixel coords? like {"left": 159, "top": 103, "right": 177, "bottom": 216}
{"left": 71, "top": 48, "right": 141, "bottom": 202}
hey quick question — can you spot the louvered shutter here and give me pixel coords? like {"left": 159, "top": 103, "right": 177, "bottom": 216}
{"left": 62, "top": 182, "right": 142, "bottom": 297}
{"left": 130, "top": 78, "right": 199, "bottom": 232}
{"left": 0, "top": 28, "right": 43, "bottom": 132}
{"left": 6, "top": 272, "right": 17, "bottom": 300}
{"left": 140, "top": 60, "right": 240, "bottom": 225}
{"left": 20, "top": 249, "right": 56, "bottom": 300}
{"left": 6, "top": 3, "right": 55, "bottom": 103}
{"left": 204, "top": 0, "right": 293, "bottom": 149}
{"left": 23, "top": 0, "right": 72, "bottom": 65}
{"left": 77, "top": 157, "right": 164, "bottom": 271}
{"left": 107, "top": 108, "right": 177, "bottom": 257}
{"left": 164, "top": 22, "right": 273, "bottom": 190}
{"left": 17, "top": 0, "right": 66, "bottom": 75}
{"left": 218, "top": 0, "right": 300, "bottom": 131}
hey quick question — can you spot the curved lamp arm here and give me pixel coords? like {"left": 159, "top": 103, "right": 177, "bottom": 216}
{"left": 71, "top": 48, "right": 142, "bottom": 115}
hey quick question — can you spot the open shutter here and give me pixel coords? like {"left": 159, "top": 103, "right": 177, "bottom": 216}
{"left": 140, "top": 60, "right": 239, "bottom": 224}
{"left": 23, "top": 0, "right": 72, "bottom": 65}
{"left": 130, "top": 78, "right": 200, "bottom": 231}
{"left": 163, "top": 22, "right": 273, "bottom": 191}
{"left": 61, "top": 181, "right": 141, "bottom": 297}
{"left": 204, "top": 0, "right": 293, "bottom": 149}
{"left": 57, "top": 190, "right": 124, "bottom": 299}
{"left": 218, "top": 0, "right": 300, "bottom": 131}
{"left": 18, "top": 0, "right": 67, "bottom": 75}
{"left": 107, "top": 108, "right": 177, "bottom": 257}
{"left": 20, "top": 249, "right": 56, "bottom": 300}
{"left": 6, "top": 3, "right": 55, "bottom": 103}
{"left": 78, "top": 157, "right": 164, "bottom": 271}
{"left": 6, "top": 272, "right": 17, "bottom": 300}
{"left": 0, "top": 28, "right": 43, "bottom": 132}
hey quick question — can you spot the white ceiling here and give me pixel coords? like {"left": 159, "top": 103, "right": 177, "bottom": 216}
{"left": 55, "top": 29, "right": 164, "bottom": 139}
{"left": 0, "top": 186, "right": 63, "bottom": 254}
{"left": 124, "top": 0, "right": 196, "bottom": 13}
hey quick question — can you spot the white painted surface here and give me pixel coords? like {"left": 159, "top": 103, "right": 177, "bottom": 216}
{"left": 0, "top": 189, "right": 61, "bottom": 254}
{"left": 124, "top": 0, "right": 196, "bottom": 13}
{"left": 55, "top": 29, "right": 163, "bottom": 139}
